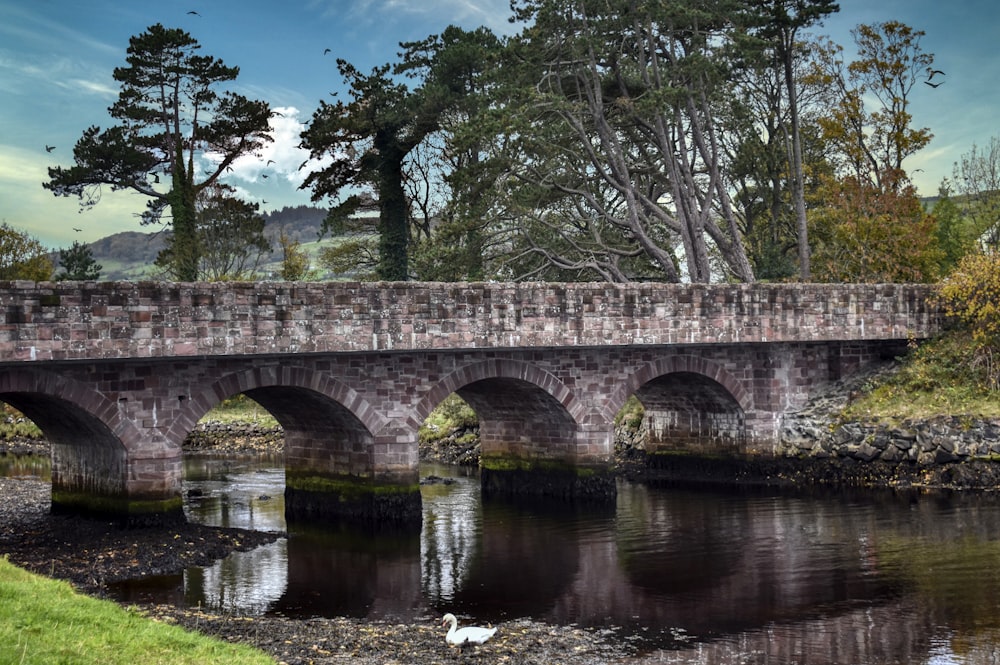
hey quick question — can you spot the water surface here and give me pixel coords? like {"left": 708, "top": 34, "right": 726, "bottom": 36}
{"left": 13, "top": 452, "right": 1000, "bottom": 663}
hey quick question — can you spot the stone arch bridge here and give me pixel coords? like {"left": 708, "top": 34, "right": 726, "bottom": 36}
{"left": 0, "top": 281, "right": 939, "bottom": 527}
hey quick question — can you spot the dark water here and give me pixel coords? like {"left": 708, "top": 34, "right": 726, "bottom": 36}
{"left": 10, "top": 453, "right": 1000, "bottom": 663}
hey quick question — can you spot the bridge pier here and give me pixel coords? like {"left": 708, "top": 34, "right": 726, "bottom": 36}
{"left": 478, "top": 422, "right": 617, "bottom": 502}
{"left": 284, "top": 472, "right": 422, "bottom": 529}
{"left": 48, "top": 440, "right": 185, "bottom": 527}
{"left": 283, "top": 426, "right": 422, "bottom": 529}
{"left": 51, "top": 448, "right": 185, "bottom": 527}
{"left": 480, "top": 458, "right": 617, "bottom": 500}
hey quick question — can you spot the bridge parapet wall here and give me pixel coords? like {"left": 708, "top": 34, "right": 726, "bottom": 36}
{"left": 0, "top": 281, "right": 941, "bottom": 363}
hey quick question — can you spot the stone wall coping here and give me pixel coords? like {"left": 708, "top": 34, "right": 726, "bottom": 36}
{"left": 0, "top": 280, "right": 942, "bottom": 363}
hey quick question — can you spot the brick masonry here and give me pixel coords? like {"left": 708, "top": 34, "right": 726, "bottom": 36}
{"left": 0, "top": 280, "right": 941, "bottom": 522}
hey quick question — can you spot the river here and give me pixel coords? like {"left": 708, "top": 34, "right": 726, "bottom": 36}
{"left": 7, "top": 452, "right": 1000, "bottom": 663}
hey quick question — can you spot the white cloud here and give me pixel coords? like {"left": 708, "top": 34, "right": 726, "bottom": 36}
{"left": 309, "top": 0, "right": 515, "bottom": 33}
{"left": 202, "top": 107, "right": 331, "bottom": 208}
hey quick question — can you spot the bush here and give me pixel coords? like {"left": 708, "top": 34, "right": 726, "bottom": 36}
{"left": 938, "top": 251, "right": 1000, "bottom": 390}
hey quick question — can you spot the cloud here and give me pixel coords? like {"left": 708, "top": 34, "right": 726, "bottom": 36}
{"left": 202, "top": 107, "right": 332, "bottom": 206}
{"left": 309, "top": 0, "right": 515, "bottom": 33}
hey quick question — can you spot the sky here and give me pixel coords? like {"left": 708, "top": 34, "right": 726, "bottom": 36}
{"left": 1, "top": 0, "right": 997, "bottom": 250}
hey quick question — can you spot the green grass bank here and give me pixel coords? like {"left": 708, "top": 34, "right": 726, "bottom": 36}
{"left": 0, "top": 556, "right": 274, "bottom": 665}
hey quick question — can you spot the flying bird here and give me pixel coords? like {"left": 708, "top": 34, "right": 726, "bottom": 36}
{"left": 73, "top": 227, "right": 82, "bottom": 232}
{"left": 45, "top": 145, "right": 55, "bottom": 152}
{"left": 298, "top": 160, "right": 308, "bottom": 170}
{"left": 266, "top": 159, "right": 275, "bottom": 165}
{"left": 324, "top": 48, "right": 331, "bottom": 55}
{"left": 261, "top": 173, "right": 269, "bottom": 179}
{"left": 924, "top": 80, "right": 944, "bottom": 88}
{"left": 927, "top": 68, "right": 946, "bottom": 79}
{"left": 187, "top": 10, "right": 201, "bottom": 16}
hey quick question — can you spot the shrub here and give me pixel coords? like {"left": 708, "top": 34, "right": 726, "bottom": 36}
{"left": 938, "top": 251, "right": 1000, "bottom": 390}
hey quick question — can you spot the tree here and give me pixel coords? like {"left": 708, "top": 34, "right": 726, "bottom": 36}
{"left": 404, "top": 26, "right": 505, "bottom": 281}
{"left": 158, "top": 182, "right": 271, "bottom": 281}
{"left": 938, "top": 250, "right": 1000, "bottom": 389}
{"left": 300, "top": 27, "right": 497, "bottom": 281}
{"left": 952, "top": 137, "right": 1000, "bottom": 250}
{"left": 0, "top": 224, "right": 53, "bottom": 281}
{"left": 807, "top": 22, "right": 939, "bottom": 281}
{"left": 740, "top": 0, "right": 840, "bottom": 280}
{"left": 277, "top": 229, "right": 312, "bottom": 281}
{"left": 493, "top": 0, "right": 755, "bottom": 283}
{"left": 808, "top": 170, "right": 940, "bottom": 282}
{"left": 813, "top": 22, "right": 933, "bottom": 185}
{"left": 931, "top": 184, "right": 975, "bottom": 274}
{"left": 45, "top": 24, "right": 274, "bottom": 281}
{"left": 56, "top": 241, "right": 102, "bottom": 281}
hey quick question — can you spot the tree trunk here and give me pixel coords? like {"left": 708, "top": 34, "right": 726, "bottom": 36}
{"left": 377, "top": 152, "right": 410, "bottom": 281}
{"left": 170, "top": 143, "right": 200, "bottom": 282}
{"left": 784, "top": 47, "right": 811, "bottom": 281}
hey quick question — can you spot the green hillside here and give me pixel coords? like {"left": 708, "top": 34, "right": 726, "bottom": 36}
{"left": 74, "top": 205, "right": 344, "bottom": 281}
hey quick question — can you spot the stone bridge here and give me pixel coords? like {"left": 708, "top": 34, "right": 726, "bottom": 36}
{"left": 0, "top": 281, "right": 940, "bottom": 527}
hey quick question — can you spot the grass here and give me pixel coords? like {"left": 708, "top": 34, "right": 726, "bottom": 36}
{"left": 418, "top": 394, "right": 478, "bottom": 444}
{"left": 198, "top": 394, "right": 279, "bottom": 427}
{"left": 842, "top": 329, "right": 1000, "bottom": 422}
{"left": 0, "top": 404, "right": 43, "bottom": 440}
{"left": 0, "top": 557, "right": 273, "bottom": 665}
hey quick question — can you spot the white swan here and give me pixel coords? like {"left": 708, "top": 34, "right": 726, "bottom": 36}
{"left": 440, "top": 612, "right": 497, "bottom": 647}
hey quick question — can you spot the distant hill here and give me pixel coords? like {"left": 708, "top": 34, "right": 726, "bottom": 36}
{"left": 77, "top": 205, "right": 332, "bottom": 281}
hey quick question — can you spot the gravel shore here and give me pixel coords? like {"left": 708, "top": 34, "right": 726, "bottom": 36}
{"left": 0, "top": 474, "right": 632, "bottom": 664}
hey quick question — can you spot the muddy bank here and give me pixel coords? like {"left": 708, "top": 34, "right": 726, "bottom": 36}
{"left": 143, "top": 605, "right": 629, "bottom": 665}
{"left": 0, "top": 477, "right": 279, "bottom": 593}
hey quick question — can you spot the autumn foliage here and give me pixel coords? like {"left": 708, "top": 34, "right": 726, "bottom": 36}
{"left": 939, "top": 251, "right": 1000, "bottom": 347}
{"left": 809, "top": 170, "right": 941, "bottom": 283}
{"left": 938, "top": 251, "right": 1000, "bottom": 390}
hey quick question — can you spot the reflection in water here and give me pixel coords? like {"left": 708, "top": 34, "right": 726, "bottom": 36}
{"left": 94, "top": 454, "right": 1000, "bottom": 663}
{"left": 420, "top": 465, "right": 479, "bottom": 605}
{"left": 182, "top": 455, "right": 285, "bottom": 533}
{"left": 0, "top": 454, "right": 50, "bottom": 480}
{"left": 185, "top": 540, "right": 288, "bottom": 615}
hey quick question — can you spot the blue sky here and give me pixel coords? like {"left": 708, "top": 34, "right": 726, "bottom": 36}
{"left": 0, "top": 0, "right": 996, "bottom": 250}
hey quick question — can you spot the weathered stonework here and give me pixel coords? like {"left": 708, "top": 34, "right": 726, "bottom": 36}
{"left": 782, "top": 416, "right": 1000, "bottom": 466}
{"left": 0, "top": 281, "right": 942, "bottom": 525}
{"left": 0, "top": 281, "right": 939, "bottom": 360}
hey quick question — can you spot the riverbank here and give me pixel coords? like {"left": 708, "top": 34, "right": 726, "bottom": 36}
{"left": 5, "top": 363, "right": 1000, "bottom": 663}
{"left": 0, "top": 476, "right": 631, "bottom": 664}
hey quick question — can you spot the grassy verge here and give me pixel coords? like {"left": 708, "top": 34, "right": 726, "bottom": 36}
{"left": 843, "top": 329, "right": 1000, "bottom": 422}
{"left": 197, "top": 395, "right": 279, "bottom": 427}
{"left": 0, "top": 557, "right": 273, "bottom": 665}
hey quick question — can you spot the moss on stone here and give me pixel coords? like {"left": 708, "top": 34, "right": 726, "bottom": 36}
{"left": 479, "top": 455, "right": 604, "bottom": 478}
{"left": 285, "top": 473, "right": 419, "bottom": 502}
{"left": 51, "top": 491, "right": 184, "bottom": 524}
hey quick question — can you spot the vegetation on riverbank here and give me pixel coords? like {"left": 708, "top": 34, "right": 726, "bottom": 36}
{"left": 843, "top": 330, "right": 1000, "bottom": 423}
{"left": 847, "top": 251, "right": 998, "bottom": 420}
{"left": 0, "top": 557, "right": 272, "bottom": 665}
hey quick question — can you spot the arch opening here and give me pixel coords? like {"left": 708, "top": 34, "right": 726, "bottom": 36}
{"left": 180, "top": 368, "right": 419, "bottom": 528}
{"left": 455, "top": 377, "right": 578, "bottom": 463}
{"left": 633, "top": 372, "right": 747, "bottom": 456}
{"left": 241, "top": 386, "right": 374, "bottom": 479}
{"left": 0, "top": 389, "right": 180, "bottom": 525}
{"left": 0, "top": 392, "right": 126, "bottom": 495}
{"left": 418, "top": 368, "right": 614, "bottom": 501}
